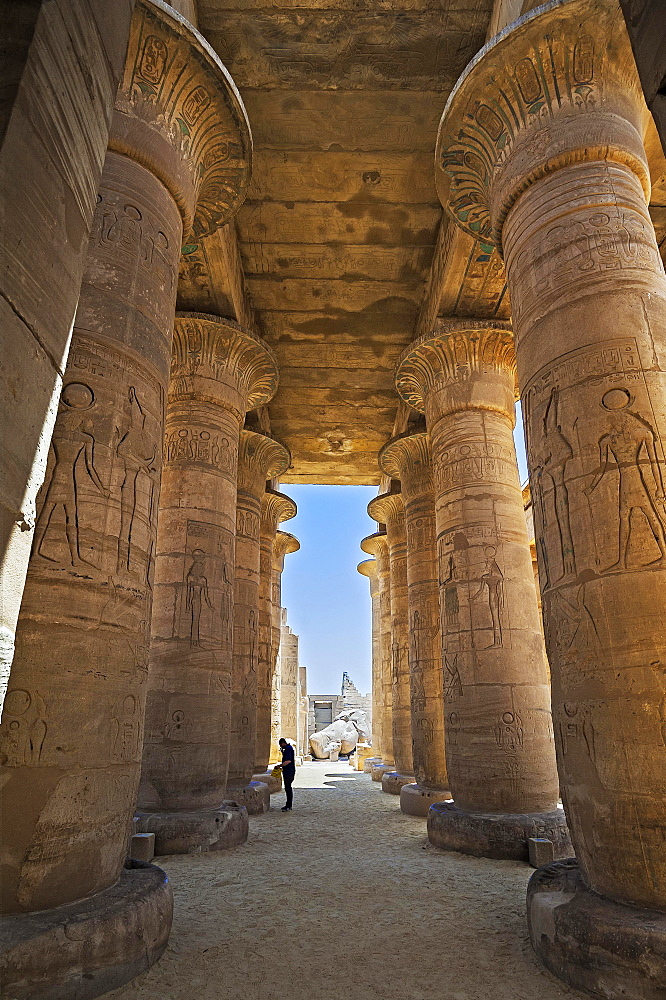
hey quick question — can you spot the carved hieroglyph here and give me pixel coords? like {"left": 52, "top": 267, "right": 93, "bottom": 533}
{"left": 380, "top": 432, "right": 448, "bottom": 790}
{"left": 256, "top": 491, "right": 297, "bottom": 772}
{"left": 141, "top": 314, "right": 278, "bottom": 814}
{"left": 269, "top": 531, "right": 300, "bottom": 762}
{"left": 360, "top": 531, "right": 393, "bottom": 767}
{"left": 228, "top": 431, "right": 290, "bottom": 791}
{"left": 396, "top": 320, "right": 559, "bottom": 815}
{"left": 0, "top": 0, "right": 251, "bottom": 914}
{"left": 368, "top": 490, "right": 413, "bottom": 777}
{"left": 435, "top": 0, "right": 666, "bottom": 910}
{"left": 357, "top": 558, "right": 382, "bottom": 757}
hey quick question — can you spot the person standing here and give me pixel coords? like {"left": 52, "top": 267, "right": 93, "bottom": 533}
{"left": 277, "top": 737, "right": 295, "bottom": 811}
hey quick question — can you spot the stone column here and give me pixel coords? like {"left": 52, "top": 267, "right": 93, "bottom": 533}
{"left": 357, "top": 558, "right": 383, "bottom": 769}
{"left": 396, "top": 321, "right": 567, "bottom": 858}
{"left": 368, "top": 490, "right": 414, "bottom": 793}
{"left": 0, "top": 0, "right": 134, "bottom": 701}
{"left": 227, "top": 431, "right": 290, "bottom": 813}
{"left": 0, "top": 2, "right": 252, "bottom": 993}
{"left": 435, "top": 0, "right": 666, "bottom": 989}
{"left": 269, "top": 531, "right": 300, "bottom": 763}
{"left": 360, "top": 530, "right": 395, "bottom": 776}
{"left": 254, "top": 491, "right": 296, "bottom": 789}
{"left": 278, "top": 615, "right": 300, "bottom": 747}
{"left": 379, "top": 432, "right": 450, "bottom": 816}
{"left": 137, "top": 316, "right": 277, "bottom": 854}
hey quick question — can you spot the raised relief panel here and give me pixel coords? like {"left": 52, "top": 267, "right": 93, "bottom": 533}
{"left": 171, "top": 521, "right": 233, "bottom": 648}
{"left": 523, "top": 339, "right": 666, "bottom": 587}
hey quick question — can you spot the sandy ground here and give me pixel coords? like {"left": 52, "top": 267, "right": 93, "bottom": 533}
{"left": 108, "top": 762, "right": 579, "bottom": 1000}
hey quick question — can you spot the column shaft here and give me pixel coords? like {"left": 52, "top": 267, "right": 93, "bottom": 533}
{"left": 0, "top": 0, "right": 251, "bottom": 917}
{"left": 434, "top": 0, "right": 666, "bottom": 910}
{"left": 361, "top": 531, "right": 393, "bottom": 768}
{"left": 255, "top": 497, "right": 296, "bottom": 773}
{"left": 380, "top": 434, "right": 448, "bottom": 790}
{"left": 140, "top": 316, "right": 277, "bottom": 831}
{"left": 397, "top": 322, "right": 562, "bottom": 827}
{"left": 228, "top": 433, "right": 289, "bottom": 798}
{"left": 0, "top": 2, "right": 134, "bottom": 698}
{"left": 269, "top": 531, "right": 299, "bottom": 762}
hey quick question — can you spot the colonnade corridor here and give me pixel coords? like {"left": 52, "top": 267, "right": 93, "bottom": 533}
{"left": 108, "top": 761, "right": 577, "bottom": 1000}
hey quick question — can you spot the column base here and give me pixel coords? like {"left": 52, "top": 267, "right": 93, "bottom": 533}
{"left": 363, "top": 756, "right": 382, "bottom": 773}
{"left": 0, "top": 859, "right": 172, "bottom": 1000}
{"left": 527, "top": 859, "right": 666, "bottom": 999}
{"left": 226, "top": 780, "right": 270, "bottom": 815}
{"left": 135, "top": 803, "right": 248, "bottom": 855}
{"left": 400, "top": 782, "right": 452, "bottom": 817}
{"left": 381, "top": 771, "right": 415, "bottom": 794}
{"left": 371, "top": 762, "right": 396, "bottom": 781}
{"left": 427, "top": 800, "right": 572, "bottom": 861}
{"left": 252, "top": 770, "right": 282, "bottom": 793}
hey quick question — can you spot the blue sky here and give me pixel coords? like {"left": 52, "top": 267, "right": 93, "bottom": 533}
{"left": 280, "top": 406, "right": 528, "bottom": 696}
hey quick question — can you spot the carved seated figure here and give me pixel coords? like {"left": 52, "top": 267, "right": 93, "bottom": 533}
{"left": 309, "top": 709, "right": 372, "bottom": 759}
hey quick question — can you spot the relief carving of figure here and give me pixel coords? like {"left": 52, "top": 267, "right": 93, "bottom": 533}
{"left": 586, "top": 388, "right": 666, "bottom": 569}
{"left": 186, "top": 549, "right": 213, "bottom": 646}
{"left": 470, "top": 545, "right": 504, "bottom": 648}
{"left": 540, "top": 388, "right": 576, "bottom": 579}
{"left": 116, "top": 387, "right": 157, "bottom": 574}
{"left": 33, "top": 382, "right": 108, "bottom": 568}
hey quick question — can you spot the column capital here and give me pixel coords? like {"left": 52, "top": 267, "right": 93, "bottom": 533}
{"left": 379, "top": 431, "right": 430, "bottom": 480}
{"left": 360, "top": 531, "right": 388, "bottom": 560}
{"left": 172, "top": 313, "right": 278, "bottom": 410}
{"left": 367, "top": 490, "right": 404, "bottom": 527}
{"left": 238, "top": 430, "right": 291, "bottom": 484}
{"left": 272, "top": 530, "right": 300, "bottom": 572}
{"left": 262, "top": 488, "right": 297, "bottom": 528}
{"left": 111, "top": 0, "right": 252, "bottom": 239}
{"left": 435, "top": 0, "right": 649, "bottom": 253}
{"left": 395, "top": 319, "right": 515, "bottom": 413}
{"left": 357, "top": 558, "right": 377, "bottom": 581}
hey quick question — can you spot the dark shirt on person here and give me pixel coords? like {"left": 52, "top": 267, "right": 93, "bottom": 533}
{"left": 281, "top": 743, "right": 295, "bottom": 774}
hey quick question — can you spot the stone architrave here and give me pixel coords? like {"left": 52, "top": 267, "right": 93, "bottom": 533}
{"left": 0, "top": 1, "right": 135, "bottom": 701}
{"left": 357, "top": 559, "right": 382, "bottom": 763}
{"left": 255, "top": 491, "right": 297, "bottom": 781}
{"left": 396, "top": 321, "right": 568, "bottom": 858}
{"left": 227, "top": 431, "right": 290, "bottom": 813}
{"left": 0, "top": 2, "right": 251, "bottom": 995}
{"left": 360, "top": 530, "right": 395, "bottom": 777}
{"left": 368, "top": 490, "right": 414, "bottom": 793}
{"left": 435, "top": 0, "right": 666, "bottom": 989}
{"left": 138, "top": 315, "right": 278, "bottom": 854}
{"left": 269, "top": 531, "right": 300, "bottom": 763}
{"left": 379, "top": 432, "right": 451, "bottom": 816}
